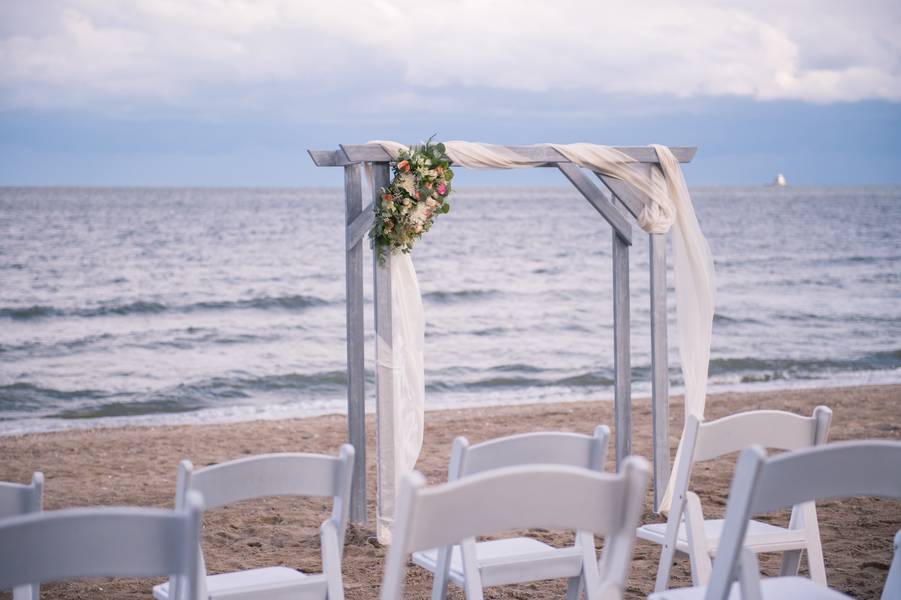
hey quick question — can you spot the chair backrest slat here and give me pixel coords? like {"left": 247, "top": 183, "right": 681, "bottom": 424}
{"left": 750, "top": 440, "right": 901, "bottom": 514}
{"left": 407, "top": 467, "right": 626, "bottom": 552}
{"left": 187, "top": 453, "right": 342, "bottom": 510}
{"left": 0, "top": 498, "right": 201, "bottom": 593}
{"left": 381, "top": 457, "right": 648, "bottom": 600}
{"left": 693, "top": 407, "right": 830, "bottom": 463}
{"left": 458, "top": 427, "right": 608, "bottom": 477}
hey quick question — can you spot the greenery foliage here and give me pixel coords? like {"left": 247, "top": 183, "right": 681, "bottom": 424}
{"left": 370, "top": 139, "right": 454, "bottom": 258}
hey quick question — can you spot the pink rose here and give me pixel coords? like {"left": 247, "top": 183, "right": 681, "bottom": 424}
{"left": 437, "top": 183, "right": 447, "bottom": 195}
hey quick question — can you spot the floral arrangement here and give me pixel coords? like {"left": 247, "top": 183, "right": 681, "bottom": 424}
{"left": 370, "top": 139, "right": 453, "bottom": 257}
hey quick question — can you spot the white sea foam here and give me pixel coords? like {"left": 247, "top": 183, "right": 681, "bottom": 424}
{"left": 3, "top": 370, "right": 898, "bottom": 438}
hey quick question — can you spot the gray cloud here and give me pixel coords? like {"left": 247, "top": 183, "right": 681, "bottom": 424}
{"left": 0, "top": 0, "right": 899, "bottom": 116}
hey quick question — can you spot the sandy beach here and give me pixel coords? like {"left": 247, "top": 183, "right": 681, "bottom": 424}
{"left": 2, "top": 383, "right": 899, "bottom": 599}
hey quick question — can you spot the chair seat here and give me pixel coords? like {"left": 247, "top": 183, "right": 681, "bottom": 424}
{"left": 153, "top": 566, "right": 329, "bottom": 600}
{"left": 649, "top": 576, "right": 851, "bottom": 599}
{"left": 638, "top": 519, "right": 809, "bottom": 555}
{"left": 412, "top": 537, "right": 584, "bottom": 588}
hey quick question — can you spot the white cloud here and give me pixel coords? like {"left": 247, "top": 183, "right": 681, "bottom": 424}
{"left": 0, "top": 0, "right": 899, "bottom": 113}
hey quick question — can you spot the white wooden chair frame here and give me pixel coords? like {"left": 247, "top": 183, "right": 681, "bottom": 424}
{"left": 382, "top": 458, "right": 649, "bottom": 600}
{"left": 0, "top": 471, "right": 43, "bottom": 600}
{"left": 0, "top": 493, "right": 203, "bottom": 600}
{"left": 639, "top": 406, "right": 832, "bottom": 591}
{"left": 154, "top": 445, "right": 354, "bottom": 600}
{"left": 411, "top": 426, "right": 610, "bottom": 599}
{"left": 650, "top": 440, "right": 901, "bottom": 600}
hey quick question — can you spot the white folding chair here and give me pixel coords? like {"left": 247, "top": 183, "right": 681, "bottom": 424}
{"left": 382, "top": 457, "right": 649, "bottom": 600}
{"left": 883, "top": 529, "right": 901, "bottom": 600}
{"left": 152, "top": 445, "right": 354, "bottom": 600}
{"left": 649, "top": 440, "right": 901, "bottom": 600}
{"left": 0, "top": 492, "right": 202, "bottom": 599}
{"left": 411, "top": 426, "right": 610, "bottom": 600}
{"left": 639, "top": 407, "right": 832, "bottom": 591}
{"left": 0, "top": 472, "right": 44, "bottom": 600}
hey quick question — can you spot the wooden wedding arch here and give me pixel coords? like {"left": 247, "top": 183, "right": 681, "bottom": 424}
{"left": 309, "top": 144, "right": 697, "bottom": 523}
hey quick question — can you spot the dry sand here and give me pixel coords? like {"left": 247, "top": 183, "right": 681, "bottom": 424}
{"left": 1, "top": 384, "right": 899, "bottom": 599}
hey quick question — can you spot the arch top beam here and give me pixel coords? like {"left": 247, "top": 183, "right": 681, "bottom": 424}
{"left": 309, "top": 145, "right": 697, "bottom": 167}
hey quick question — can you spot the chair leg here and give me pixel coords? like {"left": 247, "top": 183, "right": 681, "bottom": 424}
{"left": 12, "top": 584, "right": 36, "bottom": 600}
{"left": 654, "top": 542, "right": 678, "bottom": 592}
{"left": 459, "top": 538, "right": 484, "bottom": 600}
{"left": 654, "top": 511, "right": 685, "bottom": 591}
{"left": 430, "top": 573, "right": 449, "bottom": 600}
{"left": 781, "top": 503, "right": 803, "bottom": 578}
{"left": 801, "top": 503, "right": 827, "bottom": 585}
{"left": 806, "top": 541, "right": 827, "bottom": 585}
{"left": 565, "top": 575, "right": 582, "bottom": 600}
{"left": 738, "top": 549, "right": 764, "bottom": 600}
{"left": 684, "top": 493, "right": 712, "bottom": 586}
{"left": 431, "top": 545, "right": 452, "bottom": 600}
{"left": 779, "top": 549, "right": 802, "bottom": 577}
{"left": 320, "top": 520, "right": 345, "bottom": 600}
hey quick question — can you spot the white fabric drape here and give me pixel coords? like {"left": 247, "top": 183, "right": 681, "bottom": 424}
{"left": 373, "top": 251, "right": 425, "bottom": 542}
{"left": 368, "top": 140, "right": 714, "bottom": 518}
{"left": 549, "top": 143, "right": 715, "bottom": 511}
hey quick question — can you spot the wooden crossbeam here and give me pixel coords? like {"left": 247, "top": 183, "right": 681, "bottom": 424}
{"left": 309, "top": 149, "right": 348, "bottom": 167}
{"left": 557, "top": 163, "right": 632, "bottom": 244}
{"left": 594, "top": 173, "right": 645, "bottom": 220}
{"left": 309, "top": 145, "right": 697, "bottom": 167}
{"left": 346, "top": 202, "right": 374, "bottom": 251}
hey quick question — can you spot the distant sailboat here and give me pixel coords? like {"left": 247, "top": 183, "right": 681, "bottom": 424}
{"left": 771, "top": 173, "right": 787, "bottom": 187}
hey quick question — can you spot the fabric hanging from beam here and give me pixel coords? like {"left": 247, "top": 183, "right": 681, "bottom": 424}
{"left": 369, "top": 141, "right": 714, "bottom": 522}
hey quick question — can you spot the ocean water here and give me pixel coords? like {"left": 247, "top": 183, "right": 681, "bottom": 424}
{"left": 1, "top": 186, "right": 899, "bottom": 435}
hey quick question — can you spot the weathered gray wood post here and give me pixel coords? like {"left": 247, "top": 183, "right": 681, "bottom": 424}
{"left": 343, "top": 162, "right": 367, "bottom": 523}
{"left": 612, "top": 198, "right": 632, "bottom": 466}
{"left": 556, "top": 162, "right": 633, "bottom": 467}
{"left": 593, "top": 170, "right": 671, "bottom": 508}
{"left": 649, "top": 233, "right": 669, "bottom": 511}
{"left": 370, "top": 163, "right": 396, "bottom": 541}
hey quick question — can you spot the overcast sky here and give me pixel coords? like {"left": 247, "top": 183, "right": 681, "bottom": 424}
{"left": 1, "top": 0, "right": 899, "bottom": 186}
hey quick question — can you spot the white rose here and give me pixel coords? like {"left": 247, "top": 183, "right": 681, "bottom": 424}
{"left": 412, "top": 203, "right": 430, "bottom": 224}
{"left": 398, "top": 172, "right": 416, "bottom": 196}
